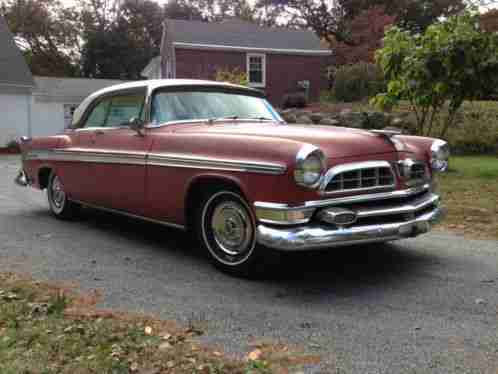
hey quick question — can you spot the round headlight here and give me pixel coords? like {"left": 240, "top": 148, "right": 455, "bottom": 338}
{"left": 294, "top": 145, "right": 326, "bottom": 188}
{"left": 430, "top": 139, "right": 450, "bottom": 172}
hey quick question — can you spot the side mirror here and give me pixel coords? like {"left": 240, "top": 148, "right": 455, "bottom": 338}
{"left": 129, "top": 117, "right": 145, "bottom": 136}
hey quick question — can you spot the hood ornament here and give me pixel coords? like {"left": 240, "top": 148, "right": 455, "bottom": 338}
{"left": 370, "top": 129, "right": 405, "bottom": 151}
{"left": 370, "top": 129, "right": 402, "bottom": 138}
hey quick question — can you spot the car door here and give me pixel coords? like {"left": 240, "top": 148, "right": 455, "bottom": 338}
{"left": 76, "top": 89, "right": 152, "bottom": 215}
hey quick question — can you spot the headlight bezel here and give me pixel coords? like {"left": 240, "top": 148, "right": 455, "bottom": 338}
{"left": 430, "top": 139, "right": 450, "bottom": 172}
{"left": 294, "top": 144, "right": 327, "bottom": 189}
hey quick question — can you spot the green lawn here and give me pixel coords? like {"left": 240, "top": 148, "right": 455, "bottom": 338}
{"left": 438, "top": 156, "right": 498, "bottom": 240}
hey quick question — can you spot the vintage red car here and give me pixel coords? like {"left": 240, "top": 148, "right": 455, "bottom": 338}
{"left": 16, "top": 79, "right": 449, "bottom": 276}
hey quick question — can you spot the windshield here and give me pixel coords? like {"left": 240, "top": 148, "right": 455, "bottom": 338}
{"left": 151, "top": 90, "right": 282, "bottom": 125}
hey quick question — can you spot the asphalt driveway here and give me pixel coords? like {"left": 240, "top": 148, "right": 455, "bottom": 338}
{"left": 1, "top": 155, "right": 497, "bottom": 373}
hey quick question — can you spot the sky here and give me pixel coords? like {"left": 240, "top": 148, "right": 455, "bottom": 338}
{"left": 59, "top": 0, "right": 496, "bottom": 11}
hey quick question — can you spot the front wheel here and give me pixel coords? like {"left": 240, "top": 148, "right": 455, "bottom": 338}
{"left": 47, "top": 171, "right": 80, "bottom": 219}
{"left": 195, "top": 190, "right": 265, "bottom": 277}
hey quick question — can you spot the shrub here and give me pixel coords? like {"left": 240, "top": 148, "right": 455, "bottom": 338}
{"left": 282, "top": 92, "right": 307, "bottom": 109}
{"left": 333, "top": 62, "right": 385, "bottom": 103}
{"left": 214, "top": 67, "right": 248, "bottom": 86}
{"left": 372, "top": 11, "right": 498, "bottom": 138}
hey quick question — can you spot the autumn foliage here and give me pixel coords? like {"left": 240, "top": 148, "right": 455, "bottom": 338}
{"left": 332, "top": 6, "right": 395, "bottom": 66}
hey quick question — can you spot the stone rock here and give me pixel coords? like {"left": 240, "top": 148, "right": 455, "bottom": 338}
{"left": 365, "top": 111, "right": 389, "bottom": 130}
{"left": 340, "top": 111, "right": 366, "bottom": 128}
{"left": 390, "top": 117, "right": 405, "bottom": 127}
{"left": 284, "top": 113, "right": 297, "bottom": 123}
{"left": 296, "top": 115, "right": 313, "bottom": 124}
{"left": 319, "top": 118, "right": 340, "bottom": 126}
{"left": 310, "top": 113, "right": 324, "bottom": 124}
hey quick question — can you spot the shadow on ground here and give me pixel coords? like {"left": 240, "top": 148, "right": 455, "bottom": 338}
{"left": 64, "top": 206, "right": 438, "bottom": 295}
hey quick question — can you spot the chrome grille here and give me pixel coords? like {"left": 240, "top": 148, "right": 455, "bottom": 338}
{"left": 410, "top": 163, "right": 427, "bottom": 180}
{"left": 324, "top": 162, "right": 396, "bottom": 193}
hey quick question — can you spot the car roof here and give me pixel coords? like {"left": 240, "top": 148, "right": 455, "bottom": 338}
{"left": 72, "top": 79, "right": 261, "bottom": 127}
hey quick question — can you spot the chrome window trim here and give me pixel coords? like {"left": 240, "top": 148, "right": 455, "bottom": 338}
{"left": 70, "top": 199, "right": 186, "bottom": 230}
{"left": 254, "top": 183, "right": 431, "bottom": 211}
{"left": 25, "top": 148, "right": 286, "bottom": 175}
{"left": 318, "top": 160, "right": 396, "bottom": 195}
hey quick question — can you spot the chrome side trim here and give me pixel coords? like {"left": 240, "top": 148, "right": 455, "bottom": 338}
{"left": 148, "top": 153, "right": 286, "bottom": 175}
{"left": 319, "top": 160, "right": 396, "bottom": 195}
{"left": 257, "top": 206, "right": 445, "bottom": 251}
{"left": 25, "top": 148, "right": 286, "bottom": 175}
{"left": 70, "top": 199, "right": 186, "bottom": 230}
{"left": 254, "top": 184, "right": 431, "bottom": 211}
{"left": 26, "top": 149, "right": 147, "bottom": 165}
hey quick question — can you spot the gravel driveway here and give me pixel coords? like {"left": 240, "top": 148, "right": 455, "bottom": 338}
{"left": 1, "top": 155, "right": 497, "bottom": 373}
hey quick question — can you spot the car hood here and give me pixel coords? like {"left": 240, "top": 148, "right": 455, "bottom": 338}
{"left": 173, "top": 123, "right": 397, "bottom": 158}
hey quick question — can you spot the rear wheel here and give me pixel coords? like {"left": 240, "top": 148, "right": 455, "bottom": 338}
{"left": 195, "top": 190, "right": 265, "bottom": 277}
{"left": 47, "top": 171, "right": 80, "bottom": 219}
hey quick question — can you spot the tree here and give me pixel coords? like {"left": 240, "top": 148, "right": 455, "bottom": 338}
{"left": 1, "top": 0, "right": 81, "bottom": 76}
{"left": 480, "top": 8, "right": 498, "bottom": 32}
{"left": 332, "top": 6, "right": 395, "bottom": 65}
{"left": 80, "top": 0, "right": 163, "bottom": 79}
{"left": 372, "top": 11, "right": 498, "bottom": 138}
{"left": 339, "top": 0, "right": 466, "bottom": 33}
{"left": 163, "top": 0, "right": 204, "bottom": 20}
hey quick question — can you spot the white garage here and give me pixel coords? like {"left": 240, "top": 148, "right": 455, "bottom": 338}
{"left": 0, "top": 15, "right": 126, "bottom": 147}
{"left": 0, "top": 15, "right": 35, "bottom": 146}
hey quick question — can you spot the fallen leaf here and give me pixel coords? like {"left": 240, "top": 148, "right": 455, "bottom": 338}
{"left": 144, "top": 326, "right": 153, "bottom": 335}
{"left": 213, "top": 351, "right": 222, "bottom": 357}
{"left": 130, "top": 362, "right": 139, "bottom": 372}
{"left": 159, "top": 342, "right": 171, "bottom": 350}
{"left": 247, "top": 349, "right": 262, "bottom": 361}
{"left": 475, "top": 298, "right": 487, "bottom": 305}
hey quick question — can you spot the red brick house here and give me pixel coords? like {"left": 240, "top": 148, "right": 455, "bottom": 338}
{"left": 141, "top": 18, "right": 332, "bottom": 106}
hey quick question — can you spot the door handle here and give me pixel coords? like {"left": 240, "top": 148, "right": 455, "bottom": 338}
{"left": 95, "top": 129, "right": 105, "bottom": 135}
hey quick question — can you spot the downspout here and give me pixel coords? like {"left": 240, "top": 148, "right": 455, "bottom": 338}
{"left": 26, "top": 88, "right": 32, "bottom": 137}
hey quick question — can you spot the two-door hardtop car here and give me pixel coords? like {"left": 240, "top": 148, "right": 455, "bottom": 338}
{"left": 16, "top": 79, "right": 449, "bottom": 275}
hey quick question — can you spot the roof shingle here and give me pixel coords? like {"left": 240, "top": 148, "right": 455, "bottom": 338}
{"left": 0, "top": 15, "right": 34, "bottom": 87}
{"left": 167, "top": 18, "right": 327, "bottom": 52}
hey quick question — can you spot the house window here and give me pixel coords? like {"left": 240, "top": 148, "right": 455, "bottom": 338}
{"left": 247, "top": 53, "right": 266, "bottom": 87}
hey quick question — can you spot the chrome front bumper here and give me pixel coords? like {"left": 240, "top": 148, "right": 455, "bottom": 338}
{"left": 256, "top": 198, "right": 445, "bottom": 251}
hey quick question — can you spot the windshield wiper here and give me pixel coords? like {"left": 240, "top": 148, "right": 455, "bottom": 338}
{"left": 207, "top": 116, "right": 239, "bottom": 124}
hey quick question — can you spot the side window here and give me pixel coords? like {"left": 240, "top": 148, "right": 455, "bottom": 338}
{"left": 106, "top": 94, "right": 145, "bottom": 127}
{"left": 82, "top": 92, "right": 145, "bottom": 128}
{"left": 84, "top": 97, "right": 112, "bottom": 128}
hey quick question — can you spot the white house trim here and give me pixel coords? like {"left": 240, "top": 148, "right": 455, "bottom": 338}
{"left": 246, "top": 53, "right": 266, "bottom": 88}
{"left": 174, "top": 42, "right": 332, "bottom": 56}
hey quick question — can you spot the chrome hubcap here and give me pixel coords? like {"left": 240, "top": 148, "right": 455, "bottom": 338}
{"left": 50, "top": 176, "right": 65, "bottom": 209}
{"left": 211, "top": 201, "right": 252, "bottom": 256}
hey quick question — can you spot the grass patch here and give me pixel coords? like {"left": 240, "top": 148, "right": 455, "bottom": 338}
{"left": 0, "top": 273, "right": 319, "bottom": 374}
{"left": 438, "top": 156, "right": 498, "bottom": 240}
